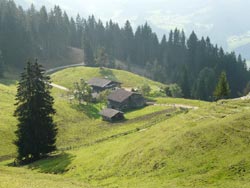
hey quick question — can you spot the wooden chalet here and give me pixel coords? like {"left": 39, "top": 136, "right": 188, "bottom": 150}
{"left": 107, "top": 89, "right": 145, "bottom": 110}
{"left": 87, "top": 78, "right": 121, "bottom": 93}
{"left": 99, "top": 108, "right": 124, "bottom": 122}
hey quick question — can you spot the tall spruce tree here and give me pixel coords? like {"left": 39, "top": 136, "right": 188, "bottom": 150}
{"left": 14, "top": 60, "right": 57, "bottom": 163}
{"left": 213, "top": 71, "right": 230, "bottom": 100}
{"left": 83, "top": 39, "right": 94, "bottom": 66}
{"left": 192, "top": 68, "right": 216, "bottom": 101}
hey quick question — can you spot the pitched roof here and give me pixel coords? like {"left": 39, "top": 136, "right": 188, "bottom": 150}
{"left": 99, "top": 108, "right": 123, "bottom": 118}
{"left": 87, "top": 78, "right": 112, "bottom": 88}
{"left": 108, "top": 89, "right": 133, "bottom": 103}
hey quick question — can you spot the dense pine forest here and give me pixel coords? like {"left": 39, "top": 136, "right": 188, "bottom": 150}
{"left": 0, "top": 0, "right": 249, "bottom": 100}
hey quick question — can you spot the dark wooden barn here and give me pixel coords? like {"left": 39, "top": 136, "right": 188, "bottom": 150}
{"left": 99, "top": 108, "right": 125, "bottom": 122}
{"left": 107, "top": 89, "right": 145, "bottom": 110}
{"left": 87, "top": 78, "right": 121, "bottom": 93}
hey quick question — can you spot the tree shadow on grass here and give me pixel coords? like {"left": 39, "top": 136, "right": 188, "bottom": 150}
{"left": 28, "top": 152, "right": 75, "bottom": 174}
{"left": 122, "top": 105, "right": 146, "bottom": 113}
{"left": 72, "top": 103, "right": 101, "bottom": 119}
{"left": 99, "top": 67, "right": 118, "bottom": 82}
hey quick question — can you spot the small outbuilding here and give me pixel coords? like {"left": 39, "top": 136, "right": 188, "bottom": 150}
{"left": 99, "top": 108, "right": 125, "bottom": 122}
{"left": 87, "top": 78, "right": 121, "bottom": 93}
{"left": 107, "top": 89, "right": 145, "bottom": 110}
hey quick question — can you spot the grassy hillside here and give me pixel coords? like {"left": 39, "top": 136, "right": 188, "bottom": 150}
{"left": 0, "top": 81, "right": 17, "bottom": 158}
{"left": 28, "top": 99, "right": 250, "bottom": 188}
{"left": 1, "top": 67, "right": 250, "bottom": 188}
{"left": 51, "top": 66, "right": 165, "bottom": 91}
{"left": 0, "top": 67, "right": 168, "bottom": 158}
{"left": 0, "top": 161, "right": 91, "bottom": 188}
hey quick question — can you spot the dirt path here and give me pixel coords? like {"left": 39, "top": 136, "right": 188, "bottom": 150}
{"left": 50, "top": 83, "right": 69, "bottom": 91}
{"left": 45, "top": 63, "right": 200, "bottom": 110}
{"left": 151, "top": 103, "right": 199, "bottom": 110}
{"left": 238, "top": 93, "right": 250, "bottom": 100}
{"left": 232, "top": 93, "right": 250, "bottom": 100}
{"left": 45, "top": 62, "right": 85, "bottom": 74}
{"left": 45, "top": 62, "right": 86, "bottom": 91}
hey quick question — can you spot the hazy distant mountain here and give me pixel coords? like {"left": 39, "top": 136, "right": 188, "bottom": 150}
{"left": 15, "top": 0, "right": 250, "bottom": 61}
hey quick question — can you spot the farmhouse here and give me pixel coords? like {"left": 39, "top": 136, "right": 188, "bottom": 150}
{"left": 87, "top": 77, "right": 121, "bottom": 93}
{"left": 99, "top": 108, "right": 124, "bottom": 122}
{"left": 107, "top": 89, "right": 145, "bottom": 110}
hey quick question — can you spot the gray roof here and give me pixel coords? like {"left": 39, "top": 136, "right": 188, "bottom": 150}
{"left": 108, "top": 89, "right": 133, "bottom": 103}
{"left": 87, "top": 78, "right": 112, "bottom": 88}
{"left": 99, "top": 108, "right": 123, "bottom": 118}
{"left": 88, "top": 78, "right": 121, "bottom": 88}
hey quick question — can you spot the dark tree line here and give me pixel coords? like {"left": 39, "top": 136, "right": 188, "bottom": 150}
{"left": 81, "top": 19, "right": 250, "bottom": 100}
{"left": 1, "top": 0, "right": 249, "bottom": 100}
{"left": 0, "top": 0, "right": 71, "bottom": 69}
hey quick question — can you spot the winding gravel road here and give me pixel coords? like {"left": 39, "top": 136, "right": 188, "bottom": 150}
{"left": 45, "top": 62, "right": 85, "bottom": 74}
{"left": 45, "top": 62, "right": 85, "bottom": 91}
{"left": 50, "top": 83, "right": 69, "bottom": 91}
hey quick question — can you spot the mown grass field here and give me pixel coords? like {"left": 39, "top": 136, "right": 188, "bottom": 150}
{"left": 0, "top": 81, "right": 17, "bottom": 157}
{"left": 1, "top": 67, "right": 250, "bottom": 188}
{"left": 22, "top": 99, "right": 249, "bottom": 188}
{"left": 0, "top": 67, "right": 169, "bottom": 157}
{"left": 51, "top": 66, "right": 165, "bottom": 91}
{"left": 0, "top": 162, "right": 92, "bottom": 188}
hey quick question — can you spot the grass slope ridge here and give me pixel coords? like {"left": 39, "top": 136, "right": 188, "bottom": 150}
{"left": 0, "top": 163, "right": 91, "bottom": 188}
{"left": 0, "top": 67, "right": 166, "bottom": 158}
{"left": 0, "top": 82, "right": 17, "bottom": 158}
{"left": 51, "top": 66, "right": 165, "bottom": 90}
{"left": 1, "top": 67, "right": 250, "bottom": 187}
{"left": 31, "top": 100, "right": 250, "bottom": 188}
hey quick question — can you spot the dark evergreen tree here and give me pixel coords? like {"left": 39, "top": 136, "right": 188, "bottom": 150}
{"left": 213, "top": 71, "right": 230, "bottom": 100}
{"left": 95, "top": 47, "right": 106, "bottom": 67}
{"left": 180, "top": 66, "right": 190, "bottom": 98}
{"left": 192, "top": 68, "right": 216, "bottom": 101}
{"left": 163, "top": 86, "right": 172, "bottom": 97}
{"left": 69, "top": 18, "right": 78, "bottom": 47}
{"left": 187, "top": 31, "right": 198, "bottom": 74}
{"left": 168, "top": 30, "right": 174, "bottom": 45}
{"left": 14, "top": 60, "right": 57, "bottom": 163}
{"left": 83, "top": 39, "right": 94, "bottom": 66}
{"left": 75, "top": 14, "right": 84, "bottom": 48}
{"left": 122, "top": 20, "right": 134, "bottom": 61}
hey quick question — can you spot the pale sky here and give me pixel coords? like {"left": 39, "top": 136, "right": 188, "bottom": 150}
{"left": 21, "top": 0, "right": 214, "bottom": 30}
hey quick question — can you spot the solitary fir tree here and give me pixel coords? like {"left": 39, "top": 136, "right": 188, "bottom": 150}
{"left": 213, "top": 71, "right": 230, "bottom": 100}
{"left": 14, "top": 60, "right": 57, "bottom": 163}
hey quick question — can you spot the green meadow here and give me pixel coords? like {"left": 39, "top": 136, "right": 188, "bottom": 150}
{"left": 0, "top": 67, "right": 250, "bottom": 187}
